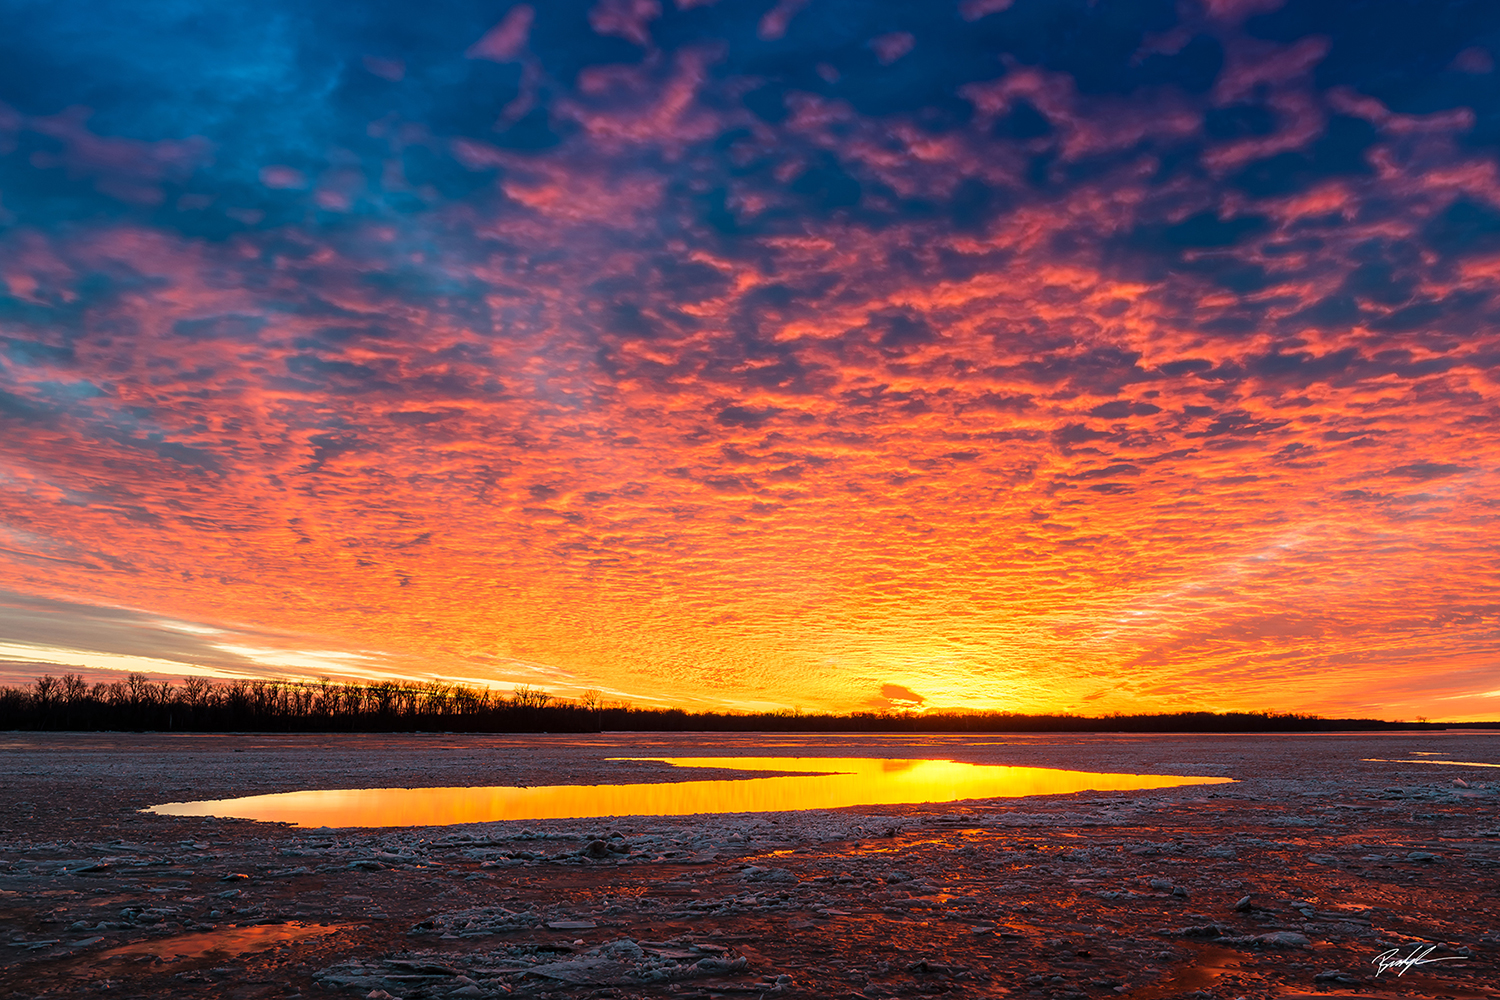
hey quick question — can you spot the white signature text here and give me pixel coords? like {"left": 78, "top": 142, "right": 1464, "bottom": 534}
{"left": 1372, "top": 944, "right": 1465, "bottom": 977}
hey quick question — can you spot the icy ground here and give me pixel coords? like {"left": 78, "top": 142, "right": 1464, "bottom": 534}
{"left": 1, "top": 731, "right": 1497, "bottom": 999}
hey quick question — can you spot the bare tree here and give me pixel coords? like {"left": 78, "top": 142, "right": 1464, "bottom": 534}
{"left": 182, "top": 676, "right": 212, "bottom": 707}
{"left": 60, "top": 674, "right": 88, "bottom": 704}
{"left": 510, "top": 685, "right": 552, "bottom": 709}
{"left": 126, "top": 672, "right": 156, "bottom": 706}
{"left": 33, "top": 675, "right": 59, "bottom": 708}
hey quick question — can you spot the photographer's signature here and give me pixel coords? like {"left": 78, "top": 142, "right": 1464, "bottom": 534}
{"left": 1373, "top": 943, "right": 1465, "bottom": 977}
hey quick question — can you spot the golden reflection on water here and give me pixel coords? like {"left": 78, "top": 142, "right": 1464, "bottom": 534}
{"left": 145, "top": 757, "right": 1233, "bottom": 828}
{"left": 98, "top": 922, "right": 338, "bottom": 960}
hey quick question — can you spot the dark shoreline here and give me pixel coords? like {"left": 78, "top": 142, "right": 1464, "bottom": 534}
{"left": 5, "top": 672, "right": 1494, "bottom": 733}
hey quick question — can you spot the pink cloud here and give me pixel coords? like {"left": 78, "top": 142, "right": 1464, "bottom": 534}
{"left": 24, "top": 107, "right": 212, "bottom": 206}
{"left": 467, "top": 5, "right": 534, "bottom": 63}
{"left": 589, "top": 0, "right": 662, "bottom": 47}
{"left": 259, "top": 165, "right": 308, "bottom": 190}
{"left": 868, "top": 32, "right": 915, "bottom": 66}
{"left": 362, "top": 55, "right": 406, "bottom": 81}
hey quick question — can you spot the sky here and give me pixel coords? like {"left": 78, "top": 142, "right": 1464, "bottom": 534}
{"left": 1, "top": 0, "right": 1498, "bottom": 720}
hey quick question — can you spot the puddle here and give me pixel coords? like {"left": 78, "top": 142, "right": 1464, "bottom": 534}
{"left": 145, "top": 757, "right": 1233, "bottom": 828}
{"left": 96, "top": 922, "right": 339, "bottom": 961}
{"left": 1129, "top": 944, "right": 1243, "bottom": 999}
{"left": 1361, "top": 758, "right": 1499, "bottom": 768}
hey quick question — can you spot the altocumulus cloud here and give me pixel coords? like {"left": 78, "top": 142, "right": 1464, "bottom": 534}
{"left": 0, "top": 0, "right": 1498, "bottom": 718}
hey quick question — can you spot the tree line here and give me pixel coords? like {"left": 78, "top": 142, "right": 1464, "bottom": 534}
{"left": 0, "top": 673, "right": 594, "bottom": 732}
{"left": 0, "top": 672, "right": 1474, "bottom": 733}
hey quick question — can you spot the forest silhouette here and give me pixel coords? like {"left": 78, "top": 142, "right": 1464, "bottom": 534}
{"left": 1, "top": 673, "right": 1483, "bottom": 733}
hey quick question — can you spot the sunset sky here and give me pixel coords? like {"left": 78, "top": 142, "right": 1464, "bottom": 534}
{"left": 2, "top": 0, "right": 1498, "bottom": 719}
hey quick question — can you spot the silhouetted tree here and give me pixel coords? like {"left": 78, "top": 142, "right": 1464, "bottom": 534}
{"left": 0, "top": 673, "right": 1486, "bottom": 734}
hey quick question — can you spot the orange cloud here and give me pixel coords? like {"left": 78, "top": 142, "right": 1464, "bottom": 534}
{"left": 2, "top": 4, "right": 1498, "bottom": 722}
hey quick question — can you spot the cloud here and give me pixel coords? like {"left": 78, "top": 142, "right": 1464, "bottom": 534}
{"left": 867, "top": 683, "right": 926, "bottom": 710}
{"left": 0, "top": 0, "right": 1498, "bottom": 718}
{"left": 0, "top": 588, "right": 587, "bottom": 696}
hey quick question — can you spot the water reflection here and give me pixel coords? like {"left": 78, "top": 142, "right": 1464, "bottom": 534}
{"left": 97, "top": 922, "right": 338, "bottom": 961}
{"left": 1362, "top": 757, "right": 1499, "bottom": 767}
{"left": 146, "top": 757, "right": 1233, "bottom": 828}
